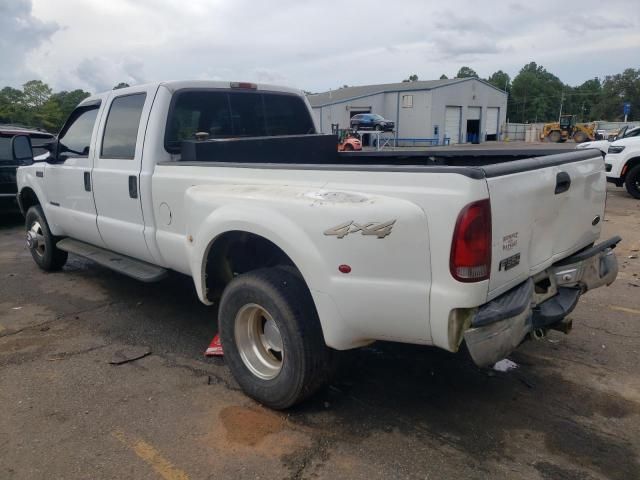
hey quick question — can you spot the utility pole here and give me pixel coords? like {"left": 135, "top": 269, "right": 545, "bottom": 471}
{"left": 558, "top": 91, "right": 564, "bottom": 122}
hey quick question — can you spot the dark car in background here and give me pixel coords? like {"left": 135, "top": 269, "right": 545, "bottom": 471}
{"left": 0, "top": 125, "right": 54, "bottom": 210}
{"left": 350, "top": 113, "right": 395, "bottom": 131}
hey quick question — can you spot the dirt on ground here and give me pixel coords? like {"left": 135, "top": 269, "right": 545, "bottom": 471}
{"left": 0, "top": 185, "right": 639, "bottom": 480}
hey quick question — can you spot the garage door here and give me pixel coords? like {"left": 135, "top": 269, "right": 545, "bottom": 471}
{"left": 445, "top": 106, "right": 461, "bottom": 144}
{"left": 486, "top": 107, "right": 499, "bottom": 135}
{"left": 467, "top": 107, "right": 481, "bottom": 120}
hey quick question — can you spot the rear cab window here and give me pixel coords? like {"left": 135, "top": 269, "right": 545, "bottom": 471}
{"left": 164, "top": 90, "right": 315, "bottom": 154}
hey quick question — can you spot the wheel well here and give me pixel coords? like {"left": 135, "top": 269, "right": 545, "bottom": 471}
{"left": 204, "top": 231, "right": 299, "bottom": 303}
{"left": 19, "top": 187, "right": 40, "bottom": 212}
{"left": 623, "top": 157, "right": 640, "bottom": 179}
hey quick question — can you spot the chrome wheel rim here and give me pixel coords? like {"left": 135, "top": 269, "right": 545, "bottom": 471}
{"left": 27, "top": 221, "right": 46, "bottom": 258}
{"left": 234, "top": 303, "right": 283, "bottom": 380}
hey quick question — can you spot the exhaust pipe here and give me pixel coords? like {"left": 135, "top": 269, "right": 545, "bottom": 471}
{"left": 532, "top": 328, "right": 546, "bottom": 340}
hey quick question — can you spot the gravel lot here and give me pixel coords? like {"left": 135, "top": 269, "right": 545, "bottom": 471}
{"left": 1, "top": 185, "right": 639, "bottom": 480}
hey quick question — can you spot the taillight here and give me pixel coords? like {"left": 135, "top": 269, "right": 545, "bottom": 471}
{"left": 230, "top": 82, "right": 257, "bottom": 90}
{"left": 450, "top": 199, "right": 491, "bottom": 282}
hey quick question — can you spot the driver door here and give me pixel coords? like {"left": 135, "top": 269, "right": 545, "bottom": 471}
{"left": 44, "top": 101, "right": 105, "bottom": 247}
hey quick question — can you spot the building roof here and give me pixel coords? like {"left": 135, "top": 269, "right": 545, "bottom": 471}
{"left": 307, "top": 78, "right": 505, "bottom": 107}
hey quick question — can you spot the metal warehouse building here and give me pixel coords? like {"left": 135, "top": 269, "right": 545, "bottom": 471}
{"left": 307, "top": 78, "right": 508, "bottom": 145}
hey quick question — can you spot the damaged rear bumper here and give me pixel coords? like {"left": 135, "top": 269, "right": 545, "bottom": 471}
{"left": 464, "top": 236, "right": 620, "bottom": 367}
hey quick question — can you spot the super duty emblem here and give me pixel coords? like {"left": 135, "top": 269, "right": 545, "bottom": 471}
{"left": 324, "top": 220, "right": 396, "bottom": 239}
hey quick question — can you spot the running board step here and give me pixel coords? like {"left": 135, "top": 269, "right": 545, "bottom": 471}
{"left": 56, "top": 238, "right": 168, "bottom": 283}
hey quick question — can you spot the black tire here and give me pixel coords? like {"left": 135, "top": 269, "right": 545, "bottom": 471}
{"left": 573, "top": 131, "right": 587, "bottom": 143}
{"left": 218, "top": 267, "right": 333, "bottom": 409}
{"left": 625, "top": 164, "right": 640, "bottom": 199}
{"left": 25, "top": 205, "right": 68, "bottom": 271}
{"left": 548, "top": 131, "right": 561, "bottom": 143}
{"left": 374, "top": 124, "right": 382, "bottom": 131}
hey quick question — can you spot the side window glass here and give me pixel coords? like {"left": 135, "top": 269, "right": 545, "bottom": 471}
{"left": 58, "top": 107, "right": 99, "bottom": 158}
{"left": 101, "top": 93, "right": 147, "bottom": 159}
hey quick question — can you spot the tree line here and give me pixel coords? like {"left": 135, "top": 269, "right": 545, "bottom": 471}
{"left": 406, "top": 63, "right": 639, "bottom": 124}
{"left": 2, "top": 63, "right": 638, "bottom": 133}
{"left": 0, "top": 81, "right": 130, "bottom": 133}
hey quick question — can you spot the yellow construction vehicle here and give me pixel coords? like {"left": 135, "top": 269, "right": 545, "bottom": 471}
{"left": 540, "top": 115, "right": 596, "bottom": 143}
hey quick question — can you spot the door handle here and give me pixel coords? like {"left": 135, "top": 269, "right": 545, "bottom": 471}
{"left": 84, "top": 172, "right": 91, "bottom": 191}
{"left": 128, "top": 176, "right": 138, "bottom": 199}
{"left": 555, "top": 171, "right": 571, "bottom": 194}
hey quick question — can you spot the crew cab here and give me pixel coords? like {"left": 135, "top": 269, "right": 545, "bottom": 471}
{"left": 604, "top": 135, "right": 640, "bottom": 198}
{"left": 12, "top": 81, "right": 620, "bottom": 409}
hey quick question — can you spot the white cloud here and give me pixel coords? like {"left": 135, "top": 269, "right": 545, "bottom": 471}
{"left": 1, "top": 0, "right": 637, "bottom": 94}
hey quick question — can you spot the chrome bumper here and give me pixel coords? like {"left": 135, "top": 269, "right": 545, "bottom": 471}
{"left": 464, "top": 236, "right": 620, "bottom": 367}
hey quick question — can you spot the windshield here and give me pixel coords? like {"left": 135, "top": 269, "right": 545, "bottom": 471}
{"left": 624, "top": 127, "right": 640, "bottom": 138}
{"left": 371, "top": 114, "right": 384, "bottom": 120}
{"left": 165, "top": 90, "right": 315, "bottom": 153}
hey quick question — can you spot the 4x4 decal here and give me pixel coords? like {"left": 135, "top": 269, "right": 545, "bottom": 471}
{"left": 324, "top": 220, "right": 396, "bottom": 239}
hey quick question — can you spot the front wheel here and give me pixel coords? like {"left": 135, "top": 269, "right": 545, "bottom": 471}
{"left": 25, "top": 206, "right": 68, "bottom": 271}
{"left": 218, "top": 268, "right": 334, "bottom": 409}
{"left": 625, "top": 164, "right": 640, "bottom": 199}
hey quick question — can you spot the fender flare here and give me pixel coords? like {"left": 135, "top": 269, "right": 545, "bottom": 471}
{"left": 188, "top": 204, "right": 332, "bottom": 304}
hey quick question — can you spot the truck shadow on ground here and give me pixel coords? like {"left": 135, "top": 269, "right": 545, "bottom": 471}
{"left": 295, "top": 343, "right": 640, "bottom": 480}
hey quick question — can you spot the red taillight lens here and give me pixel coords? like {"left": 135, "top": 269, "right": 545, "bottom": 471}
{"left": 230, "top": 82, "right": 257, "bottom": 90}
{"left": 450, "top": 199, "right": 491, "bottom": 282}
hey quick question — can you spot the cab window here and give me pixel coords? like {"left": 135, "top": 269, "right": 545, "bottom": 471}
{"left": 165, "top": 90, "right": 315, "bottom": 153}
{"left": 101, "top": 93, "right": 147, "bottom": 159}
{"left": 58, "top": 106, "right": 100, "bottom": 159}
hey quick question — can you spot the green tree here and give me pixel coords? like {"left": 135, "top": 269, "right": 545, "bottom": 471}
{"left": 113, "top": 82, "right": 130, "bottom": 89}
{"left": 509, "top": 62, "right": 564, "bottom": 122}
{"left": 21, "top": 80, "right": 52, "bottom": 109}
{"left": 403, "top": 74, "right": 419, "bottom": 82}
{"left": 487, "top": 70, "right": 511, "bottom": 93}
{"left": 455, "top": 66, "right": 478, "bottom": 79}
{"left": 439, "top": 74, "right": 448, "bottom": 80}
{"left": 0, "top": 87, "right": 24, "bottom": 124}
{"left": 591, "top": 69, "right": 640, "bottom": 121}
{"left": 41, "top": 89, "right": 91, "bottom": 132}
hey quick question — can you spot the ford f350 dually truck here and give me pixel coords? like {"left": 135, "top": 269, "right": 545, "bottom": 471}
{"left": 10, "top": 81, "right": 619, "bottom": 408}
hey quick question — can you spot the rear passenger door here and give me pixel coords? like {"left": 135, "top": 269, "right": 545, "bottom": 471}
{"left": 91, "top": 87, "right": 156, "bottom": 263}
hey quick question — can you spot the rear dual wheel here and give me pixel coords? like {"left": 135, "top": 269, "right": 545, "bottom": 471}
{"left": 218, "top": 268, "right": 334, "bottom": 409}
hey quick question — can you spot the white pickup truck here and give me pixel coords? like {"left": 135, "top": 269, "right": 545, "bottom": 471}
{"left": 11, "top": 81, "right": 620, "bottom": 408}
{"left": 602, "top": 135, "right": 640, "bottom": 199}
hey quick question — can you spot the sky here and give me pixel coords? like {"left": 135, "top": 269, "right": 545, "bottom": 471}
{"left": 1, "top": 0, "right": 639, "bottom": 94}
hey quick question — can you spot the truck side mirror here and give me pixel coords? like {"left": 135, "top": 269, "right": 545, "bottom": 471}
{"left": 11, "top": 135, "right": 34, "bottom": 166}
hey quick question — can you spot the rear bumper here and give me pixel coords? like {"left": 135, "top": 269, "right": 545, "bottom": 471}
{"left": 607, "top": 176, "right": 624, "bottom": 187}
{"left": 464, "top": 236, "right": 620, "bottom": 367}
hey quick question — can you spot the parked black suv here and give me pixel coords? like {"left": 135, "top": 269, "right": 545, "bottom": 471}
{"left": 0, "top": 125, "right": 54, "bottom": 210}
{"left": 350, "top": 114, "right": 395, "bottom": 132}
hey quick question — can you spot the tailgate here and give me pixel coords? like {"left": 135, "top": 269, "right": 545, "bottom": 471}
{"left": 484, "top": 151, "right": 606, "bottom": 298}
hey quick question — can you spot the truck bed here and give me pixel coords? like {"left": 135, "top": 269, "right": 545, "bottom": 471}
{"left": 169, "top": 134, "right": 603, "bottom": 179}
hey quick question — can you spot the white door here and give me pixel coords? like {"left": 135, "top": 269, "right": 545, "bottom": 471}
{"left": 486, "top": 107, "right": 499, "bottom": 137}
{"left": 92, "top": 87, "right": 157, "bottom": 263}
{"left": 445, "top": 106, "right": 461, "bottom": 144}
{"left": 44, "top": 102, "right": 105, "bottom": 247}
